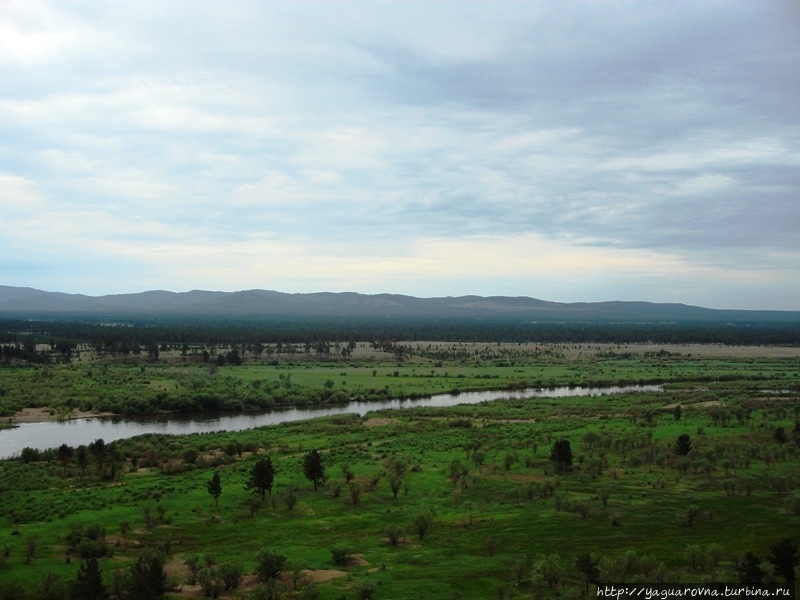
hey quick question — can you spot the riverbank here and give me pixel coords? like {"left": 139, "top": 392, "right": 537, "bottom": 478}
{"left": 0, "top": 384, "right": 663, "bottom": 459}
{"left": 0, "top": 359, "right": 796, "bottom": 600}
{"left": 11, "top": 407, "right": 116, "bottom": 424}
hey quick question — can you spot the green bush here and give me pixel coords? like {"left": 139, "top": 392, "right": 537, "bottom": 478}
{"left": 331, "top": 546, "right": 352, "bottom": 566}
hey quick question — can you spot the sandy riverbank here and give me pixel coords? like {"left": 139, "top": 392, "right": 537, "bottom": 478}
{"left": 10, "top": 407, "right": 116, "bottom": 424}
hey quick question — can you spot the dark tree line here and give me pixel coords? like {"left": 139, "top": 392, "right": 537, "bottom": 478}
{"left": 2, "top": 316, "right": 800, "bottom": 356}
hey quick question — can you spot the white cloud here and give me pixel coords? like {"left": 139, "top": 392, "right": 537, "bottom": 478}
{"left": 0, "top": 173, "right": 46, "bottom": 213}
{"left": 0, "top": 1, "right": 798, "bottom": 309}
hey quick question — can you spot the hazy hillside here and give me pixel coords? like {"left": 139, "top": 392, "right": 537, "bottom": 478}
{"left": 1, "top": 286, "right": 797, "bottom": 323}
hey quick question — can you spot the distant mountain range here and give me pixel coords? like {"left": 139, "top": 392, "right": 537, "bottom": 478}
{"left": 1, "top": 285, "right": 798, "bottom": 323}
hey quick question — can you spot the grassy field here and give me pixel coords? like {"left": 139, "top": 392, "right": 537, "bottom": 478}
{"left": 0, "top": 346, "right": 798, "bottom": 599}
{"left": 2, "top": 342, "right": 799, "bottom": 421}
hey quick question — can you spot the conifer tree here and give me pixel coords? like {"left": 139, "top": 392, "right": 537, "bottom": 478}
{"left": 207, "top": 471, "right": 222, "bottom": 506}
{"left": 72, "top": 556, "right": 107, "bottom": 600}
{"left": 245, "top": 457, "right": 276, "bottom": 500}
{"left": 302, "top": 450, "right": 325, "bottom": 491}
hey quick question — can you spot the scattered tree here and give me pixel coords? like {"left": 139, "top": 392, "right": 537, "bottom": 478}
{"left": 448, "top": 459, "right": 469, "bottom": 486}
{"left": 678, "top": 504, "right": 701, "bottom": 527}
{"left": 41, "top": 571, "right": 66, "bottom": 600}
{"left": 599, "top": 488, "right": 610, "bottom": 510}
{"left": 736, "top": 552, "right": 765, "bottom": 587}
{"left": 255, "top": 550, "right": 287, "bottom": 582}
{"left": 245, "top": 457, "right": 276, "bottom": 500}
{"left": 767, "top": 538, "right": 799, "bottom": 586}
{"left": 471, "top": 450, "right": 486, "bottom": 467}
{"left": 71, "top": 557, "right": 107, "bottom": 600}
{"left": 388, "top": 475, "right": 403, "bottom": 500}
{"left": 412, "top": 509, "right": 435, "bottom": 540}
{"left": 576, "top": 553, "right": 600, "bottom": 597}
{"left": 550, "top": 439, "right": 573, "bottom": 474}
{"left": 57, "top": 443, "right": 74, "bottom": 477}
{"left": 531, "top": 554, "right": 565, "bottom": 589}
{"left": 302, "top": 450, "right": 325, "bottom": 491}
{"left": 197, "top": 566, "right": 222, "bottom": 598}
{"left": 75, "top": 445, "right": 89, "bottom": 477}
{"left": 510, "top": 553, "right": 529, "bottom": 585}
{"left": 89, "top": 439, "right": 107, "bottom": 477}
{"left": 218, "top": 562, "right": 244, "bottom": 591}
{"left": 675, "top": 434, "right": 692, "bottom": 456}
{"left": 504, "top": 453, "right": 516, "bottom": 471}
{"left": 774, "top": 427, "right": 788, "bottom": 444}
{"left": 207, "top": 471, "right": 222, "bottom": 507}
{"left": 25, "top": 535, "right": 38, "bottom": 563}
{"left": 349, "top": 483, "right": 362, "bottom": 507}
{"left": 127, "top": 554, "right": 167, "bottom": 600}
{"left": 285, "top": 560, "right": 306, "bottom": 592}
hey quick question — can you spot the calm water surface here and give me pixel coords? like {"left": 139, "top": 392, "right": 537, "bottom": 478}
{"left": 0, "top": 384, "right": 661, "bottom": 459}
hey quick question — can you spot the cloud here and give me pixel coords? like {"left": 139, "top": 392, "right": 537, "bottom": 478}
{"left": 0, "top": 173, "right": 47, "bottom": 213}
{"left": 0, "top": 0, "right": 798, "bottom": 309}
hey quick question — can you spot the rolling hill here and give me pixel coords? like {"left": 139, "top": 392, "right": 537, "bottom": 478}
{"left": 0, "top": 285, "right": 797, "bottom": 323}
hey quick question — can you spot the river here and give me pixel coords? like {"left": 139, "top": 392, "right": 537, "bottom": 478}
{"left": 0, "top": 384, "right": 662, "bottom": 459}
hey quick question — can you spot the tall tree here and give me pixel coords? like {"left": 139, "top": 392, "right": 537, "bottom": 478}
{"left": 245, "top": 457, "right": 276, "bottom": 500}
{"left": 71, "top": 556, "right": 107, "bottom": 600}
{"left": 576, "top": 553, "right": 600, "bottom": 597}
{"left": 75, "top": 445, "right": 89, "bottom": 477}
{"left": 57, "top": 443, "right": 74, "bottom": 477}
{"left": 207, "top": 471, "right": 222, "bottom": 507}
{"left": 549, "top": 439, "right": 573, "bottom": 474}
{"left": 127, "top": 554, "right": 167, "bottom": 600}
{"left": 675, "top": 434, "right": 692, "bottom": 456}
{"left": 735, "top": 552, "right": 765, "bottom": 587}
{"left": 302, "top": 449, "right": 325, "bottom": 491}
{"left": 89, "top": 439, "right": 106, "bottom": 477}
{"left": 767, "top": 538, "right": 799, "bottom": 586}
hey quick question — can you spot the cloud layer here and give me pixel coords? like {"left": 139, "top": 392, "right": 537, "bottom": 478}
{"left": 1, "top": 1, "right": 798, "bottom": 309}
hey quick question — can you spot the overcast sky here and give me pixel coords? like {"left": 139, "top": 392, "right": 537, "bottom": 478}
{"left": 1, "top": 1, "right": 798, "bottom": 310}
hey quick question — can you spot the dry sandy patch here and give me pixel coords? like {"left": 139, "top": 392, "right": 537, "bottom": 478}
{"left": 304, "top": 569, "right": 348, "bottom": 583}
{"left": 12, "top": 407, "right": 115, "bottom": 423}
{"left": 362, "top": 417, "right": 399, "bottom": 428}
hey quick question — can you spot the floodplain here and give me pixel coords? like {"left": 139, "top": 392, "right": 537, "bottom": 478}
{"left": 0, "top": 342, "right": 798, "bottom": 599}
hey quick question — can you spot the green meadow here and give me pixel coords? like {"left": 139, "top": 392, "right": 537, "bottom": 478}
{"left": 0, "top": 345, "right": 798, "bottom": 599}
{"left": 1, "top": 341, "right": 797, "bottom": 418}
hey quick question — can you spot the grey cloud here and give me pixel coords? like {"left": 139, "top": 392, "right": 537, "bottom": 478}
{"left": 1, "top": 1, "right": 798, "bottom": 307}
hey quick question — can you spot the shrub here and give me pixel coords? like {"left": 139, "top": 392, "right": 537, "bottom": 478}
{"left": 412, "top": 509, "right": 435, "bottom": 540}
{"left": 574, "top": 501, "right": 590, "bottom": 519}
{"left": 349, "top": 483, "right": 362, "bottom": 508}
{"left": 678, "top": 504, "right": 701, "bottom": 527}
{"left": 784, "top": 492, "right": 800, "bottom": 516}
{"left": 331, "top": 546, "right": 352, "bottom": 566}
{"left": 218, "top": 562, "right": 243, "bottom": 590}
{"left": 385, "top": 524, "right": 405, "bottom": 546}
{"left": 300, "top": 583, "right": 321, "bottom": 600}
{"left": 356, "top": 582, "right": 375, "bottom": 600}
{"left": 198, "top": 567, "right": 222, "bottom": 598}
{"left": 255, "top": 550, "right": 287, "bottom": 582}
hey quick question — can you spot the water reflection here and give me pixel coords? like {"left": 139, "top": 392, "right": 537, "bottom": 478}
{"left": 0, "top": 384, "right": 661, "bottom": 458}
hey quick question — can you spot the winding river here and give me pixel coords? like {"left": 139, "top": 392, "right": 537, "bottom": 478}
{"left": 0, "top": 384, "right": 661, "bottom": 459}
